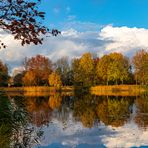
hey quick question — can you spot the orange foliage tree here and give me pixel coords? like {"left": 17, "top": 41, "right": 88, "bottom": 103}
{"left": 23, "top": 55, "right": 52, "bottom": 86}
{"left": 48, "top": 93, "right": 62, "bottom": 110}
{"left": 22, "top": 70, "right": 36, "bottom": 86}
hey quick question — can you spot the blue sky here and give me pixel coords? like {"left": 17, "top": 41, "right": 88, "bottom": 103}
{"left": 40, "top": 0, "right": 148, "bottom": 29}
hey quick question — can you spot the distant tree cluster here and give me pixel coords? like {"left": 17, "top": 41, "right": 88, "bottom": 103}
{"left": 0, "top": 50, "right": 148, "bottom": 87}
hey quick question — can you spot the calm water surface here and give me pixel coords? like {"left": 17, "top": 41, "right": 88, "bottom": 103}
{"left": 0, "top": 92, "right": 148, "bottom": 148}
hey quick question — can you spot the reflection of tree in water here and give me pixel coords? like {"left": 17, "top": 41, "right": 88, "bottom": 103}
{"left": 107, "top": 97, "right": 130, "bottom": 127}
{"left": 73, "top": 94, "right": 132, "bottom": 128}
{"left": 73, "top": 94, "right": 98, "bottom": 128}
{"left": 135, "top": 94, "right": 148, "bottom": 128}
{"left": 96, "top": 98, "right": 108, "bottom": 125}
{"left": 97, "top": 96, "right": 133, "bottom": 127}
{"left": 48, "top": 93, "right": 62, "bottom": 110}
{"left": 51, "top": 95, "right": 75, "bottom": 130}
{"left": 25, "top": 96, "right": 52, "bottom": 127}
{"left": 0, "top": 94, "right": 43, "bottom": 148}
{"left": 25, "top": 94, "right": 70, "bottom": 130}
{"left": 0, "top": 95, "right": 12, "bottom": 147}
{"left": 1, "top": 92, "right": 146, "bottom": 147}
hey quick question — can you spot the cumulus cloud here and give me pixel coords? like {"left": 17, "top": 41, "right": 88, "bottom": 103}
{"left": 1, "top": 24, "right": 148, "bottom": 73}
{"left": 99, "top": 25, "right": 148, "bottom": 56}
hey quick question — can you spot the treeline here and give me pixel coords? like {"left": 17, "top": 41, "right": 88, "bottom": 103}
{"left": 0, "top": 50, "right": 148, "bottom": 87}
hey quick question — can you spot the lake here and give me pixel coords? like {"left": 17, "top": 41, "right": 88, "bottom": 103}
{"left": 0, "top": 91, "right": 148, "bottom": 148}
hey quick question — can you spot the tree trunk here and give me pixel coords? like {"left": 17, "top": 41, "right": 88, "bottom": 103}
{"left": 116, "top": 79, "right": 118, "bottom": 85}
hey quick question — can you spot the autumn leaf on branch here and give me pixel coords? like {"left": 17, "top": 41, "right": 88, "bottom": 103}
{"left": 0, "top": 0, "right": 60, "bottom": 49}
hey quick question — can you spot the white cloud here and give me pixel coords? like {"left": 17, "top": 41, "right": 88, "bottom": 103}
{"left": 103, "top": 123, "right": 148, "bottom": 147}
{"left": 1, "top": 24, "right": 148, "bottom": 73}
{"left": 99, "top": 25, "right": 148, "bottom": 55}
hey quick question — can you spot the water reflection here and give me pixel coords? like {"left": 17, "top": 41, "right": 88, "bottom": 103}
{"left": 25, "top": 96, "right": 52, "bottom": 127}
{"left": 73, "top": 94, "right": 135, "bottom": 128}
{"left": 135, "top": 93, "right": 148, "bottom": 128}
{"left": 0, "top": 94, "right": 42, "bottom": 148}
{"left": 97, "top": 97, "right": 132, "bottom": 127}
{"left": 0, "top": 92, "right": 148, "bottom": 147}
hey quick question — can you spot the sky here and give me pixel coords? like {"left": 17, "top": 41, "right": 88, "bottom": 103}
{"left": 1, "top": 0, "right": 148, "bottom": 73}
{"left": 40, "top": 0, "right": 148, "bottom": 29}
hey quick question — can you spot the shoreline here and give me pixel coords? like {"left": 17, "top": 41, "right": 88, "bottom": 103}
{"left": 0, "top": 85, "right": 147, "bottom": 97}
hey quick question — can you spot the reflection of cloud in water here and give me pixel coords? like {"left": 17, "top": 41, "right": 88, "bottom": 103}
{"left": 35, "top": 114, "right": 148, "bottom": 148}
{"left": 103, "top": 123, "right": 148, "bottom": 147}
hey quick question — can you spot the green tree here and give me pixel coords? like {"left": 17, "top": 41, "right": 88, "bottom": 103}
{"left": 0, "top": 95, "right": 32, "bottom": 147}
{"left": 0, "top": 59, "right": 9, "bottom": 86}
{"left": 13, "top": 72, "right": 25, "bottom": 86}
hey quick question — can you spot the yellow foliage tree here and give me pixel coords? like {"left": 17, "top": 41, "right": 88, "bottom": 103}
{"left": 79, "top": 52, "right": 94, "bottom": 86}
{"left": 48, "top": 72, "right": 62, "bottom": 88}
{"left": 133, "top": 50, "right": 148, "bottom": 85}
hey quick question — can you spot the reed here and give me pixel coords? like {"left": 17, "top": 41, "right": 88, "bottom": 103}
{"left": 90, "top": 85, "right": 146, "bottom": 96}
{"left": 0, "top": 86, "right": 74, "bottom": 93}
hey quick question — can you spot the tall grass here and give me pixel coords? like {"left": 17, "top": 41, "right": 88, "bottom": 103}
{"left": 0, "top": 86, "right": 74, "bottom": 96}
{"left": 90, "top": 85, "right": 146, "bottom": 96}
{"left": 1, "top": 86, "right": 74, "bottom": 92}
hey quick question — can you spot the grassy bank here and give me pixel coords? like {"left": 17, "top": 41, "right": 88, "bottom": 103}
{"left": 0, "top": 86, "right": 74, "bottom": 92}
{"left": 0, "top": 86, "right": 74, "bottom": 96}
{"left": 1, "top": 85, "right": 147, "bottom": 97}
{"left": 90, "top": 85, "right": 147, "bottom": 96}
